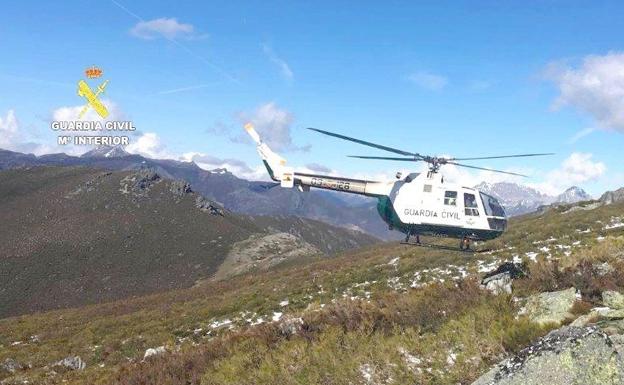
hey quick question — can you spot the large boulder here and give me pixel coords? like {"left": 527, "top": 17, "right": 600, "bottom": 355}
{"left": 524, "top": 287, "right": 576, "bottom": 325}
{"left": 471, "top": 326, "right": 624, "bottom": 385}
{"left": 481, "top": 262, "right": 526, "bottom": 295}
{"left": 603, "top": 291, "right": 624, "bottom": 310}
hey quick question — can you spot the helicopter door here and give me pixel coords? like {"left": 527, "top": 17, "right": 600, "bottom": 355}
{"left": 463, "top": 193, "right": 480, "bottom": 217}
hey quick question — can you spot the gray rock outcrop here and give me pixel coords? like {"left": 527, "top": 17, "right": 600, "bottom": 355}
{"left": 603, "top": 290, "right": 624, "bottom": 310}
{"left": 524, "top": 287, "right": 576, "bottom": 325}
{"left": 170, "top": 180, "right": 192, "bottom": 196}
{"left": 195, "top": 196, "right": 224, "bottom": 216}
{"left": 472, "top": 326, "right": 624, "bottom": 385}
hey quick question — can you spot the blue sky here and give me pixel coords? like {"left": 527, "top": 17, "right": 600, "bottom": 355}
{"left": 1, "top": 1, "right": 623, "bottom": 196}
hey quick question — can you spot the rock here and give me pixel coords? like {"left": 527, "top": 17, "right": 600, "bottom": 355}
{"left": 482, "top": 273, "right": 513, "bottom": 294}
{"left": 144, "top": 346, "right": 166, "bottom": 359}
{"left": 481, "top": 262, "right": 527, "bottom": 295}
{"left": 611, "top": 334, "right": 624, "bottom": 355}
{"left": 133, "top": 169, "right": 160, "bottom": 190}
{"left": 603, "top": 309, "right": 624, "bottom": 319}
{"left": 277, "top": 316, "right": 303, "bottom": 337}
{"left": 599, "top": 319, "right": 624, "bottom": 335}
{"left": 471, "top": 326, "right": 624, "bottom": 385}
{"left": 170, "top": 180, "right": 192, "bottom": 196}
{"left": 571, "top": 313, "right": 596, "bottom": 327}
{"left": 594, "top": 262, "right": 615, "bottom": 276}
{"left": 1, "top": 358, "right": 23, "bottom": 373}
{"left": 524, "top": 287, "right": 576, "bottom": 325}
{"left": 195, "top": 196, "right": 225, "bottom": 216}
{"left": 603, "top": 291, "right": 624, "bottom": 310}
{"left": 53, "top": 356, "right": 86, "bottom": 371}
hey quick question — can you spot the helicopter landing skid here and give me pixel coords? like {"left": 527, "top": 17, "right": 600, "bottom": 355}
{"left": 399, "top": 240, "right": 491, "bottom": 254}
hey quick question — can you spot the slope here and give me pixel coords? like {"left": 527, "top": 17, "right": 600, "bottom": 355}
{"left": 0, "top": 192, "right": 622, "bottom": 384}
{"left": 0, "top": 166, "right": 377, "bottom": 318}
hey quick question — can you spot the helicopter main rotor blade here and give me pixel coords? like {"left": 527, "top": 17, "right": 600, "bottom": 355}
{"left": 446, "top": 161, "right": 528, "bottom": 177}
{"left": 307, "top": 127, "right": 419, "bottom": 157}
{"left": 347, "top": 155, "right": 419, "bottom": 161}
{"left": 447, "top": 153, "right": 554, "bottom": 161}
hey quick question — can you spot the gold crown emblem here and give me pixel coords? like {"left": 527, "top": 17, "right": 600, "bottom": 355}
{"left": 85, "top": 66, "right": 103, "bottom": 79}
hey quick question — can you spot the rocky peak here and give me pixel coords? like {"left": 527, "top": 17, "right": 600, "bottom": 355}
{"left": 600, "top": 187, "right": 624, "bottom": 205}
{"left": 81, "top": 145, "right": 130, "bottom": 158}
{"left": 555, "top": 186, "right": 591, "bottom": 204}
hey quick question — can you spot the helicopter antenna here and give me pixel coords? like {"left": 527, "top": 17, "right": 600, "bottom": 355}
{"left": 307, "top": 127, "right": 553, "bottom": 177}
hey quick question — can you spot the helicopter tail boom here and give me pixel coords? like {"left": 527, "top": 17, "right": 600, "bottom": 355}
{"left": 244, "top": 123, "right": 389, "bottom": 196}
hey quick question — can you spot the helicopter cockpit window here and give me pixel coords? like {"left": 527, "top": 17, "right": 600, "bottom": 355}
{"left": 480, "top": 192, "right": 506, "bottom": 217}
{"left": 464, "top": 193, "right": 480, "bottom": 216}
{"left": 444, "top": 191, "right": 457, "bottom": 206}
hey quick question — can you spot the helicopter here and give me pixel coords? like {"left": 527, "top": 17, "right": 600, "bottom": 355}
{"left": 244, "top": 123, "right": 553, "bottom": 251}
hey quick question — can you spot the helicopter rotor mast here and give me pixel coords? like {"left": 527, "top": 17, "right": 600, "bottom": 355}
{"left": 307, "top": 128, "right": 553, "bottom": 177}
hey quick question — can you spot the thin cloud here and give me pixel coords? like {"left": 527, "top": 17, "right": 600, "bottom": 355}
{"left": 130, "top": 18, "right": 204, "bottom": 40}
{"left": 155, "top": 83, "right": 220, "bottom": 95}
{"left": 407, "top": 71, "right": 448, "bottom": 91}
{"left": 567, "top": 127, "right": 595, "bottom": 144}
{"left": 110, "top": 0, "right": 239, "bottom": 84}
{"left": 262, "top": 44, "right": 294, "bottom": 82}
{"left": 468, "top": 80, "right": 491, "bottom": 91}
{"left": 0, "top": 74, "right": 74, "bottom": 89}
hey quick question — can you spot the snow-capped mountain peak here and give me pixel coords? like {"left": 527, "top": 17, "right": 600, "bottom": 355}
{"left": 555, "top": 186, "right": 591, "bottom": 204}
{"left": 474, "top": 182, "right": 590, "bottom": 216}
{"left": 81, "top": 145, "right": 130, "bottom": 158}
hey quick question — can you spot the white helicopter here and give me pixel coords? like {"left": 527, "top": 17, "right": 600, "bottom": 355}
{"left": 244, "top": 123, "right": 552, "bottom": 251}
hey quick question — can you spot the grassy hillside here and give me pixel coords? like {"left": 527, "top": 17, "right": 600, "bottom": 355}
{"left": 0, "top": 192, "right": 622, "bottom": 384}
{"left": 0, "top": 167, "right": 377, "bottom": 318}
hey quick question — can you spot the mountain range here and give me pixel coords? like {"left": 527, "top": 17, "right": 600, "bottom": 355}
{"left": 474, "top": 182, "right": 592, "bottom": 216}
{"left": 0, "top": 146, "right": 601, "bottom": 237}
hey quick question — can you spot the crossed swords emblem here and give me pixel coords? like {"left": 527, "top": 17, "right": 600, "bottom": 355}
{"left": 77, "top": 79, "right": 110, "bottom": 119}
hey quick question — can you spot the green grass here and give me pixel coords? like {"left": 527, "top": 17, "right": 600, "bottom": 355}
{"left": 0, "top": 201, "right": 623, "bottom": 384}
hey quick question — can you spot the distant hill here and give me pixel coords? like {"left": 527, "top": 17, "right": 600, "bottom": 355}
{"left": 0, "top": 166, "right": 377, "bottom": 318}
{"left": 0, "top": 148, "right": 598, "bottom": 238}
{"left": 600, "top": 187, "right": 624, "bottom": 204}
{"left": 0, "top": 148, "right": 393, "bottom": 239}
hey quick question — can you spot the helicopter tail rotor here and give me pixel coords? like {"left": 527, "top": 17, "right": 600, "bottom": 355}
{"left": 245, "top": 123, "right": 294, "bottom": 187}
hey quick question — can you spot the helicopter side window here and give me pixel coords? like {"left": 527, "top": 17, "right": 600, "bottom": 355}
{"left": 423, "top": 184, "right": 432, "bottom": 193}
{"left": 464, "top": 193, "right": 480, "bottom": 216}
{"left": 444, "top": 191, "right": 457, "bottom": 206}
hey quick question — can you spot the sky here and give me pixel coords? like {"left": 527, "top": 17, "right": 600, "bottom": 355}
{"left": 1, "top": 0, "right": 623, "bottom": 196}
